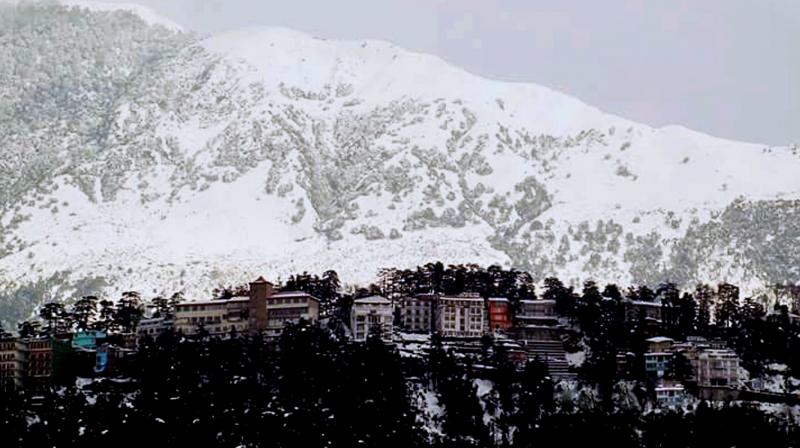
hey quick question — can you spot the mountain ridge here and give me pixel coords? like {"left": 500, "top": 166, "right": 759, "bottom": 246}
{"left": 1, "top": 4, "right": 798, "bottom": 325}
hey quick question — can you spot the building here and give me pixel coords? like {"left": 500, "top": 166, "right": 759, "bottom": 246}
{"left": 486, "top": 297, "right": 512, "bottom": 333}
{"left": 136, "top": 317, "right": 174, "bottom": 340}
{"left": 26, "top": 338, "right": 53, "bottom": 387}
{"left": 672, "top": 338, "right": 740, "bottom": 387}
{"left": 516, "top": 299, "right": 562, "bottom": 341}
{"left": 350, "top": 296, "right": 393, "bottom": 342}
{"left": 624, "top": 301, "right": 663, "bottom": 335}
{"left": 174, "top": 297, "right": 250, "bottom": 336}
{"left": 645, "top": 352, "right": 672, "bottom": 378}
{"left": 645, "top": 336, "right": 675, "bottom": 378}
{"left": 436, "top": 293, "right": 485, "bottom": 338}
{"left": 646, "top": 336, "right": 675, "bottom": 353}
{"left": 517, "top": 300, "right": 558, "bottom": 325}
{"left": 694, "top": 349, "right": 740, "bottom": 387}
{"left": 655, "top": 383, "right": 686, "bottom": 407}
{"left": 72, "top": 330, "right": 107, "bottom": 350}
{"left": 0, "top": 337, "right": 27, "bottom": 390}
{"left": 248, "top": 277, "right": 273, "bottom": 332}
{"left": 173, "top": 277, "right": 318, "bottom": 337}
{"left": 265, "top": 291, "right": 320, "bottom": 337}
{"left": 400, "top": 293, "right": 437, "bottom": 333}
{"left": 626, "top": 301, "right": 663, "bottom": 322}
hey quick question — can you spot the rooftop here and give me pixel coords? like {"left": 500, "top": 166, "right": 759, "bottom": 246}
{"left": 353, "top": 295, "right": 391, "bottom": 305}
{"left": 647, "top": 336, "right": 675, "bottom": 343}
{"left": 176, "top": 297, "right": 249, "bottom": 307}
{"left": 272, "top": 291, "right": 320, "bottom": 302}
{"left": 441, "top": 295, "right": 484, "bottom": 302}
{"left": 250, "top": 276, "right": 274, "bottom": 285}
{"left": 628, "top": 300, "right": 662, "bottom": 307}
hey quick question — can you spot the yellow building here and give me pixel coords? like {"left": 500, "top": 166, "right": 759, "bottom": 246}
{"left": 174, "top": 298, "right": 250, "bottom": 335}
{"left": 265, "top": 291, "right": 320, "bottom": 337}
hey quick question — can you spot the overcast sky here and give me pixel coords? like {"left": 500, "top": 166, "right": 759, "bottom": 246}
{"left": 99, "top": 0, "right": 798, "bottom": 145}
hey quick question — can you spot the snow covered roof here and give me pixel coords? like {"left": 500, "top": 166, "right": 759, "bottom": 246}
{"left": 176, "top": 297, "right": 249, "bottom": 307}
{"left": 629, "top": 300, "right": 662, "bottom": 307}
{"left": 655, "top": 384, "right": 685, "bottom": 391}
{"left": 487, "top": 297, "right": 509, "bottom": 302}
{"left": 354, "top": 295, "right": 391, "bottom": 305}
{"left": 647, "top": 336, "right": 675, "bottom": 343}
{"left": 440, "top": 296, "right": 483, "bottom": 302}
{"left": 272, "top": 291, "right": 320, "bottom": 302}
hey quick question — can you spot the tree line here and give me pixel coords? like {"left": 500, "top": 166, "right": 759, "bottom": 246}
{"left": 0, "top": 320, "right": 797, "bottom": 447}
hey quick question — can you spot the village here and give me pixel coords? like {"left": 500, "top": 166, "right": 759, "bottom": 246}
{"left": 3, "top": 273, "right": 795, "bottom": 410}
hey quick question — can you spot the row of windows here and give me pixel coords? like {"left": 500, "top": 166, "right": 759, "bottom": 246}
{"left": 444, "top": 315, "right": 482, "bottom": 322}
{"left": 271, "top": 297, "right": 309, "bottom": 305}
{"left": 190, "top": 315, "right": 222, "bottom": 324}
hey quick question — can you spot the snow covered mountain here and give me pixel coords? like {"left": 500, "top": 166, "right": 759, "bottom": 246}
{"left": 1, "top": 3, "right": 799, "bottom": 321}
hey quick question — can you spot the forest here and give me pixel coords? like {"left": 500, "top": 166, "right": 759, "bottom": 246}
{"left": 1, "top": 262, "right": 800, "bottom": 447}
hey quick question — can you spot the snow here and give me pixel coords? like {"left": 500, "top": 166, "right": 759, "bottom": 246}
{"left": 565, "top": 351, "right": 586, "bottom": 368}
{"left": 2, "top": 10, "right": 800, "bottom": 310}
{"left": 59, "top": 1, "right": 184, "bottom": 31}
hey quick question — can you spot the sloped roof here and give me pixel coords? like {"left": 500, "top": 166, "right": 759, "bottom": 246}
{"left": 354, "top": 295, "right": 391, "bottom": 305}
{"left": 272, "top": 291, "right": 320, "bottom": 302}
{"left": 646, "top": 336, "right": 674, "bottom": 343}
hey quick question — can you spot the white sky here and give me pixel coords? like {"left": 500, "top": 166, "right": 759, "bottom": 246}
{"left": 70, "top": 0, "right": 800, "bottom": 145}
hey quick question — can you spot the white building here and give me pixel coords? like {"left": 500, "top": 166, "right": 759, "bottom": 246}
{"left": 437, "top": 293, "right": 485, "bottom": 338}
{"left": 351, "top": 296, "right": 393, "bottom": 342}
{"left": 136, "top": 317, "right": 173, "bottom": 340}
{"left": 174, "top": 298, "right": 250, "bottom": 336}
{"left": 655, "top": 383, "right": 686, "bottom": 407}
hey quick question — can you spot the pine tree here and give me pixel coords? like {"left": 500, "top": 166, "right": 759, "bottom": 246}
{"left": 70, "top": 295, "right": 98, "bottom": 331}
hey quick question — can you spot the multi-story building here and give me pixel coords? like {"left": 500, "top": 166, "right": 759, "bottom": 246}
{"left": 400, "top": 293, "right": 437, "bottom": 333}
{"left": 265, "top": 291, "right": 320, "bottom": 337}
{"left": 174, "top": 297, "right": 250, "bottom": 336}
{"left": 625, "top": 301, "right": 663, "bottom": 322}
{"left": 486, "top": 298, "right": 512, "bottom": 333}
{"left": 0, "top": 337, "right": 27, "bottom": 390}
{"left": 436, "top": 293, "right": 485, "bottom": 338}
{"left": 516, "top": 299, "right": 562, "bottom": 341}
{"left": 26, "top": 338, "right": 53, "bottom": 387}
{"left": 655, "top": 383, "right": 686, "bottom": 407}
{"left": 517, "top": 299, "right": 559, "bottom": 326}
{"left": 693, "top": 349, "right": 740, "bottom": 387}
{"left": 672, "top": 338, "right": 740, "bottom": 387}
{"left": 72, "top": 330, "right": 107, "bottom": 350}
{"left": 350, "top": 296, "right": 393, "bottom": 342}
{"left": 644, "top": 336, "right": 676, "bottom": 378}
{"left": 174, "top": 277, "right": 318, "bottom": 337}
{"left": 136, "top": 317, "right": 174, "bottom": 340}
{"left": 645, "top": 352, "right": 672, "bottom": 378}
{"left": 646, "top": 336, "right": 675, "bottom": 353}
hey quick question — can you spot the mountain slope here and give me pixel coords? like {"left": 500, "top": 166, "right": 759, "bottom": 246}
{"left": 1, "top": 4, "right": 799, "bottom": 322}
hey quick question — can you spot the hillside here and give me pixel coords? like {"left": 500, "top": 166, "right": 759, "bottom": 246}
{"left": 1, "top": 2, "right": 799, "bottom": 323}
